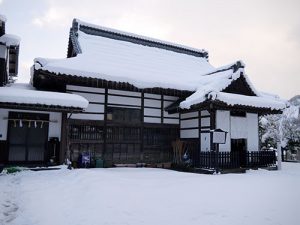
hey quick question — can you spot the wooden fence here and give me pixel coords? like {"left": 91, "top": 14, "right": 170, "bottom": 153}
{"left": 198, "top": 150, "right": 277, "bottom": 170}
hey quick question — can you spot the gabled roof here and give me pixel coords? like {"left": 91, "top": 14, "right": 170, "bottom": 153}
{"left": 69, "top": 19, "right": 208, "bottom": 58}
{"left": 33, "top": 18, "right": 287, "bottom": 111}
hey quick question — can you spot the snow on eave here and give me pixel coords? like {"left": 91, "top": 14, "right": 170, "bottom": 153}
{"left": 212, "top": 92, "right": 288, "bottom": 111}
{"left": 0, "top": 84, "right": 89, "bottom": 110}
{"left": 179, "top": 61, "right": 264, "bottom": 109}
{"left": 0, "top": 34, "right": 21, "bottom": 46}
{"left": 74, "top": 18, "right": 208, "bottom": 56}
{"left": 203, "top": 60, "right": 260, "bottom": 96}
{"left": 0, "top": 14, "right": 7, "bottom": 22}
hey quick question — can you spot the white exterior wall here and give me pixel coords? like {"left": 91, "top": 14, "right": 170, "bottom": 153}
{"left": 144, "top": 93, "right": 161, "bottom": 124}
{"left": 246, "top": 113, "right": 259, "bottom": 151}
{"left": 230, "top": 112, "right": 259, "bottom": 151}
{"left": 0, "top": 109, "right": 62, "bottom": 141}
{"left": 163, "top": 95, "right": 179, "bottom": 124}
{"left": 200, "top": 133, "right": 210, "bottom": 151}
{"left": 216, "top": 110, "right": 259, "bottom": 152}
{"left": 67, "top": 85, "right": 105, "bottom": 121}
{"left": 180, "top": 111, "right": 199, "bottom": 139}
{"left": 143, "top": 94, "right": 179, "bottom": 125}
{"left": 216, "top": 110, "right": 231, "bottom": 152}
{"left": 0, "top": 109, "right": 9, "bottom": 140}
{"left": 48, "top": 112, "right": 62, "bottom": 140}
{"left": 181, "top": 129, "right": 199, "bottom": 139}
{"left": 0, "top": 45, "right": 7, "bottom": 59}
{"left": 231, "top": 117, "right": 248, "bottom": 139}
{"left": 200, "top": 110, "right": 211, "bottom": 151}
{"left": 67, "top": 86, "right": 179, "bottom": 124}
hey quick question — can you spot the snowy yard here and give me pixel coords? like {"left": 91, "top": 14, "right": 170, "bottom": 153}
{"left": 0, "top": 163, "right": 299, "bottom": 225}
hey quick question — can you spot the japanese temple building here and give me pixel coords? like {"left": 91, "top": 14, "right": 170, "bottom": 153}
{"left": 0, "top": 16, "right": 287, "bottom": 170}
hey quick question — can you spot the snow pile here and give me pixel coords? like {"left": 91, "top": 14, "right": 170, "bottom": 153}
{"left": 290, "top": 95, "right": 300, "bottom": 106}
{"left": 0, "top": 163, "right": 299, "bottom": 225}
{"left": 0, "top": 34, "right": 21, "bottom": 46}
{"left": 0, "top": 14, "right": 7, "bottom": 22}
{"left": 0, "top": 83, "right": 89, "bottom": 109}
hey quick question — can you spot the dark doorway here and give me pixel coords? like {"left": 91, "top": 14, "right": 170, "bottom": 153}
{"left": 8, "top": 112, "right": 49, "bottom": 164}
{"left": 231, "top": 138, "right": 247, "bottom": 167}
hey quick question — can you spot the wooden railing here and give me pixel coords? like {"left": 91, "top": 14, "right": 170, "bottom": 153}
{"left": 198, "top": 150, "right": 277, "bottom": 170}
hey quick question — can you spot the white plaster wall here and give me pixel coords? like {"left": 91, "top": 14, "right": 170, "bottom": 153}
{"left": 181, "top": 118, "right": 198, "bottom": 129}
{"left": 144, "top": 108, "right": 161, "bottom": 117}
{"left": 181, "top": 111, "right": 198, "bottom": 119}
{"left": 0, "top": 109, "right": 9, "bottom": 140}
{"left": 67, "top": 85, "right": 105, "bottom": 94}
{"left": 0, "top": 45, "right": 7, "bottom": 59}
{"left": 48, "top": 112, "right": 62, "bottom": 140}
{"left": 201, "top": 117, "right": 210, "bottom": 127}
{"left": 108, "top": 89, "right": 141, "bottom": 97}
{"left": 163, "top": 118, "right": 179, "bottom": 124}
{"left": 144, "top": 93, "right": 161, "bottom": 99}
{"left": 163, "top": 95, "right": 178, "bottom": 101}
{"left": 67, "top": 85, "right": 105, "bottom": 121}
{"left": 71, "top": 92, "right": 105, "bottom": 103}
{"left": 85, "top": 104, "right": 104, "bottom": 113}
{"left": 180, "top": 129, "right": 199, "bottom": 139}
{"left": 231, "top": 116, "right": 248, "bottom": 139}
{"left": 247, "top": 113, "right": 259, "bottom": 151}
{"left": 230, "top": 113, "right": 259, "bottom": 151}
{"left": 163, "top": 111, "right": 179, "bottom": 118}
{"left": 216, "top": 110, "right": 231, "bottom": 152}
{"left": 201, "top": 110, "right": 210, "bottom": 116}
{"left": 108, "top": 95, "right": 141, "bottom": 106}
{"left": 200, "top": 133, "right": 210, "bottom": 151}
{"left": 71, "top": 113, "right": 104, "bottom": 121}
{"left": 144, "top": 99, "right": 161, "bottom": 108}
{"left": 144, "top": 117, "right": 161, "bottom": 123}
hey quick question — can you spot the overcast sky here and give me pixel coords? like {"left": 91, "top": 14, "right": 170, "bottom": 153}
{"left": 1, "top": 0, "right": 299, "bottom": 99}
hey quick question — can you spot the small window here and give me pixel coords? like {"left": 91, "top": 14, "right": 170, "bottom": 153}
{"left": 230, "top": 111, "right": 246, "bottom": 117}
{"left": 107, "top": 107, "right": 141, "bottom": 123}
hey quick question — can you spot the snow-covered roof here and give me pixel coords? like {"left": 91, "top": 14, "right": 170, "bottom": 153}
{"left": 75, "top": 19, "right": 207, "bottom": 56}
{"left": 33, "top": 19, "right": 287, "bottom": 111}
{"left": 0, "top": 83, "right": 89, "bottom": 110}
{"left": 0, "top": 14, "right": 6, "bottom": 22}
{"left": 34, "top": 29, "right": 215, "bottom": 91}
{"left": 181, "top": 91, "right": 287, "bottom": 110}
{"left": 0, "top": 34, "right": 20, "bottom": 46}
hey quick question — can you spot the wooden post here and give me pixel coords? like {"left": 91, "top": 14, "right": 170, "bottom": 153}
{"left": 277, "top": 141, "right": 282, "bottom": 170}
{"left": 60, "top": 112, "right": 68, "bottom": 164}
{"left": 215, "top": 143, "right": 219, "bottom": 174}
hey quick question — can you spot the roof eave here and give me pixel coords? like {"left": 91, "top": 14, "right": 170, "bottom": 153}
{"left": 0, "top": 102, "right": 85, "bottom": 113}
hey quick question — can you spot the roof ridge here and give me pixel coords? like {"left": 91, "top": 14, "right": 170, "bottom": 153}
{"left": 72, "top": 18, "right": 208, "bottom": 58}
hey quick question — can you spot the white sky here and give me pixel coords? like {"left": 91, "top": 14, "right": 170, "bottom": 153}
{"left": 1, "top": 0, "right": 299, "bottom": 99}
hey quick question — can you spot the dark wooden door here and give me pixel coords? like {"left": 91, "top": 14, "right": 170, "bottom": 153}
{"left": 231, "top": 138, "right": 247, "bottom": 167}
{"left": 8, "top": 112, "right": 49, "bottom": 163}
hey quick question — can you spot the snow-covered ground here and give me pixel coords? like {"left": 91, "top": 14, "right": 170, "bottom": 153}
{"left": 0, "top": 163, "right": 299, "bottom": 225}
